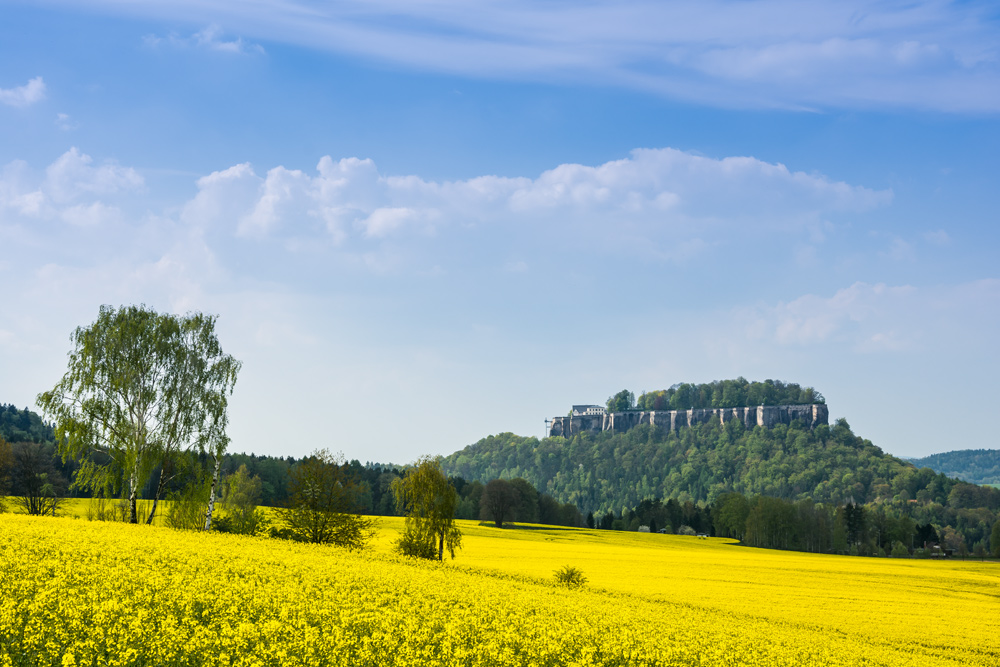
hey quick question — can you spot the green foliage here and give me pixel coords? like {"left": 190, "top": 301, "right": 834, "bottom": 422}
{"left": 276, "top": 449, "right": 374, "bottom": 549}
{"left": 909, "top": 449, "right": 1000, "bottom": 486}
{"left": 36, "top": 305, "right": 240, "bottom": 525}
{"left": 480, "top": 478, "right": 519, "bottom": 527}
{"left": 992, "top": 521, "right": 1000, "bottom": 558}
{"left": 0, "top": 436, "right": 11, "bottom": 513}
{"left": 441, "top": 421, "right": 986, "bottom": 518}
{"left": 9, "top": 441, "right": 67, "bottom": 516}
{"left": 394, "top": 528, "right": 440, "bottom": 559}
{"left": 166, "top": 475, "right": 213, "bottom": 531}
{"left": 636, "top": 378, "right": 824, "bottom": 411}
{"left": 606, "top": 389, "right": 636, "bottom": 413}
{"left": 216, "top": 465, "right": 270, "bottom": 536}
{"left": 442, "top": 418, "right": 1000, "bottom": 555}
{"left": 891, "top": 541, "right": 910, "bottom": 557}
{"left": 712, "top": 492, "right": 750, "bottom": 540}
{"left": 553, "top": 565, "right": 587, "bottom": 588}
{"left": 0, "top": 404, "right": 54, "bottom": 444}
{"left": 391, "top": 456, "right": 462, "bottom": 560}
{"left": 86, "top": 494, "right": 130, "bottom": 522}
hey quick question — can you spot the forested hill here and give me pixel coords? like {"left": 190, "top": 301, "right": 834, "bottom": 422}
{"left": 440, "top": 418, "right": 994, "bottom": 517}
{"left": 909, "top": 450, "right": 1000, "bottom": 486}
{"left": 0, "top": 404, "right": 54, "bottom": 444}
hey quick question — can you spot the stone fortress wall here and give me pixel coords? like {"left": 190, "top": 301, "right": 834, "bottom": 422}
{"left": 548, "top": 403, "right": 829, "bottom": 438}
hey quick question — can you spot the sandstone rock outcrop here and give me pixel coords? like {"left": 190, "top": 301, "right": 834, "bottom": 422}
{"left": 548, "top": 403, "right": 828, "bottom": 438}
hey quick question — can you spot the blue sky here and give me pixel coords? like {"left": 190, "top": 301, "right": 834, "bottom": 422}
{"left": 1, "top": 0, "right": 998, "bottom": 462}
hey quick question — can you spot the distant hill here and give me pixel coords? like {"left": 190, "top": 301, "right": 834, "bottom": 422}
{"left": 440, "top": 417, "right": 978, "bottom": 516}
{"left": 0, "top": 404, "right": 54, "bottom": 444}
{"left": 908, "top": 450, "right": 1000, "bottom": 486}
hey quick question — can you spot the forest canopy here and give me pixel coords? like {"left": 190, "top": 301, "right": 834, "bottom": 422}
{"left": 0, "top": 404, "right": 55, "bottom": 444}
{"left": 611, "top": 378, "right": 825, "bottom": 412}
{"left": 908, "top": 450, "right": 1000, "bottom": 486}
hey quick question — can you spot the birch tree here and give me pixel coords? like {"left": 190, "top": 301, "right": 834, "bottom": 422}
{"left": 37, "top": 304, "right": 240, "bottom": 525}
{"left": 391, "top": 456, "right": 462, "bottom": 560}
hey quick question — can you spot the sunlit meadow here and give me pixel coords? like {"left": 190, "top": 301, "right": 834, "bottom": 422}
{"left": 1, "top": 514, "right": 996, "bottom": 666}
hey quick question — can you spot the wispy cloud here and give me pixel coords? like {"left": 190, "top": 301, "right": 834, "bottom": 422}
{"left": 740, "top": 279, "right": 1000, "bottom": 352}
{"left": 0, "top": 76, "right": 46, "bottom": 107}
{"left": 144, "top": 25, "right": 265, "bottom": 55}
{"left": 43, "top": 0, "right": 1000, "bottom": 111}
{"left": 55, "top": 113, "right": 79, "bottom": 131}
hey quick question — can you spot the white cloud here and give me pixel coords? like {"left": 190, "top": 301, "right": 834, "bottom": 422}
{"left": 181, "top": 162, "right": 260, "bottom": 230}
{"left": 0, "top": 161, "right": 45, "bottom": 217}
{"left": 361, "top": 207, "right": 419, "bottom": 238}
{"left": 0, "top": 149, "right": 144, "bottom": 234}
{"left": 238, "top": 166, "right": 313, "bottom": 237}
{"left": 180, "top": 148, "right": 890, "bottom": 262}
{"left": 747, "top": 282, "right": 917, "bottom": 348}
{"left": 0, "top": 77, "right": 45, "bottom": 107}
{"left": 44, "top": 147, "right": 143, "bottom": 203}
{"left": 61, "top": 201, "right": 123, "bottom": 227}
{"left": 0, "top": 146, "right": 994, "bottom": 461}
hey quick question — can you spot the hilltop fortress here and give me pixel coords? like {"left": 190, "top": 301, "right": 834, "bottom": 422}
{"left": 548, "top": 403, "right": 829, "bottom": 438}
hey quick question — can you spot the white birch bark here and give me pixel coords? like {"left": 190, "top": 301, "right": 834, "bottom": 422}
{"left": 203, "top": 453, "right": 221, "bottom": 531}
{"left": 128, "top": 468, "right": 139, "bottom": 524}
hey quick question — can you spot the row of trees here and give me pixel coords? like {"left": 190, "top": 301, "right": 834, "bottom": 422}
{"left": 8, "top": 304, "right": 563, "bottom": 563}
{"left": 595, "top": 496, "right": 712, "bottom": 534}
{"left": 589, "top": 490, "right": 1000, "bottom": 558}
{"left": 712, "top": 491, "right": 1000, "bottom": 557}
{"left": 606, "top": 378, "right": 824, "bottom": 413}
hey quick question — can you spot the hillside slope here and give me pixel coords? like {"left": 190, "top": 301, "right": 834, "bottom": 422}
{"left": 440, "top": 418, "right": 978, "bottom": 516}
{"left": 909, "top": 449, "right": 1000, "bottom": 486}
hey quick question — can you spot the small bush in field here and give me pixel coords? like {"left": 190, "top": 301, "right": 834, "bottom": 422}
{"left": 553, "top": 565, "right": 587, "bottom": 588}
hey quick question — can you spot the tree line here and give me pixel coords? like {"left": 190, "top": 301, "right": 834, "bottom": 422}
{"left": 440, "top": 419, "right": 1000, "bottom": 554}
{"left": 584, "top": 491, "right": 1000, "bottom": 558}
{"left": 0, "top": 427, "right": 584, "bottom": 530}
{"left": 8, "top": 305, "right": 995, "bottom": 561}
{"left": 605, "top": 378, "right": 825, "bottom": 413}
{"left": 2, "top": 304, "right": 583, "bottom": 568}
{"left": 0, "top": 403, "right": 55, "bottom": 445}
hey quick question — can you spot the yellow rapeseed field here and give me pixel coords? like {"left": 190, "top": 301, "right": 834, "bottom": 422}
{"left": 1, "top": 514, "right": 996, "bottom": 666}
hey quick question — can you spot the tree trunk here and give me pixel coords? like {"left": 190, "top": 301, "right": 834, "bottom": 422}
{"left": 204, "top": 453, "right": 221, "bottom": 531}
{"left": 146, "top": 464, "right": 169, "bottom": 525}
{"left": 128, "top": 469, "right": 139, "bottom": 524}
{"left": 438, "top": 532, "right": 444, "bottom": 561}
{"left": 146, "top": 497, "right": 159, "bottom": 525}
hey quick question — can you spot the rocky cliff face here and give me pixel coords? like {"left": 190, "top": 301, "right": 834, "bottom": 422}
{"left": 548, "top": 404, "right": 828, "bottom": 438}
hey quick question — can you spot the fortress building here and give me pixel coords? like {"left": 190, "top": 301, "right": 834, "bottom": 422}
{"left": 549, "top": 403, "right": 828, "bottom": 438}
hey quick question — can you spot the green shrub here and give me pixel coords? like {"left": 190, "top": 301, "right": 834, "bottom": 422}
{"left": 395, "top": 528, "right": 439, "bottom": 560}
{"left": 553, "top": 565, "right": 587, "bottom": 588}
